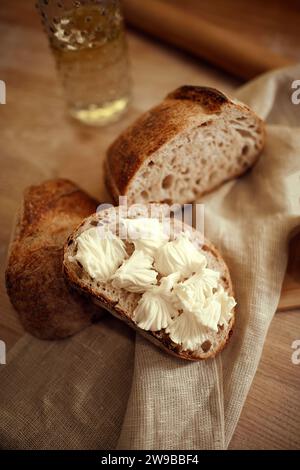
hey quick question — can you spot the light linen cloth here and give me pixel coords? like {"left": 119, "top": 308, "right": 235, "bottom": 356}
{"left": 0, "top": 65, "right": 299, "bottom": 450}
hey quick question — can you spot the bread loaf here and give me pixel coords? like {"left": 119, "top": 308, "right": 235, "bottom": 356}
{"left": 105, "top": 86, "right": 265, "bottom": 205}
{"left": 5, "top": 179, "right": 104, "bottom": 340}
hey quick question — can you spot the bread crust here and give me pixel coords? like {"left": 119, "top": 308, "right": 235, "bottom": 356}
{"left": 5, "top": 178, "right": 103, "bottom": 340}
{"left": 105, "top": 85, "right": 265, "bottom": 204}
{"left": 63, "top": 205, "right": 235, "bottom": 361}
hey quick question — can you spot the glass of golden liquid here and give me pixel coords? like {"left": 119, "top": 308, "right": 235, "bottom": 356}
{"left": 36, "top": 0, "right": 131, "bottom": 125}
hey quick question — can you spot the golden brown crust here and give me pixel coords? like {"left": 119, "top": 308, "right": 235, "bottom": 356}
{"left": 5, "top": 178, "right": 103, "bottom": 340}
{"left": 63, "top": 206, "right": 235, "bottom": 360}
{"left": 167, "top": 85, "right": 229, "bottom": 111}
{"left": 106, "top": 86, "right": 231, "bottom": 197}
{"left": 17, "top": 178, "right": 98, "bottom": 238}
{"left": 104, "top": 159, "right": 119, "bottom": 204}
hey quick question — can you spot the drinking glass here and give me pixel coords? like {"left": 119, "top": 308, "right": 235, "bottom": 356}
{"left": 36, "top": 0, "right": 131, "bottom": 125}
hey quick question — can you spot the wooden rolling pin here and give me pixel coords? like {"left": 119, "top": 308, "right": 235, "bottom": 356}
{"left": 122, "top": 0, "right": 293, "bottom": 80}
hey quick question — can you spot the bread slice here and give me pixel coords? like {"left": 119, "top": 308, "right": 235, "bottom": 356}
{"left": 5, "top": 178, "right": 104, "bottom": 340}
{"left": 63, "top": 205, "right": 235, "bottom": 360}
{"left": 105, "top": 85, "right": 265, "bottom": 205}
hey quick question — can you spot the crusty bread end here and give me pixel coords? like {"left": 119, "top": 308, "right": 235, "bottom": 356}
{"left": 5, "top": 178, "right": 104, "bottom": 340}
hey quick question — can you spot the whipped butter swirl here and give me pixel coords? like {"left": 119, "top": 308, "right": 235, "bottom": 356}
{"left": 154, "top": 233, "right": 207, "bottom": 278}
{"left": 74, "top": 227, "right": 127, "bottom": 282}
{"left": 120, "top": 217, "right": 168, "bottom": 255}
{"left": 166, "top": 310, "right": 210, "bottom": 351}
{"left": 111, "top": 250, "right": 158, "bottom": 293}
{"left": 133, "top": 273, "right": 180, "bottom": 331}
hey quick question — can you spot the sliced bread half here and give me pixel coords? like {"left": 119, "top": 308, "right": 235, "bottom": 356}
{"left": 105, "top": 86, "right": 265, "bottom": 205}
{"left": 63, "top": 205, "right": 235, "bottom": 360}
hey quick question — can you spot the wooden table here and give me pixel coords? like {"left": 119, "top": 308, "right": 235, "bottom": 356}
{"left": 0, "top": 0, "right": 299, "bottom": 450}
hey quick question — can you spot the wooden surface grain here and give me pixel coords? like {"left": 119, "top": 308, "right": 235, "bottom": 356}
{"left": 0, "top": 0, "right": 299, "bottom": 450}
{"left": 229, "top": 309, "right": 300, "bottom": 450}
{"left": 123, "top": 0, "right": 294, "bottom": 80}
{"left": 169, "top": 0, "right": 300, "bottom": 62}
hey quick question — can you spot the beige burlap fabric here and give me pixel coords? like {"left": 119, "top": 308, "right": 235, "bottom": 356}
{"left": 0, "top": 65, "right": 299, "bottom": 450}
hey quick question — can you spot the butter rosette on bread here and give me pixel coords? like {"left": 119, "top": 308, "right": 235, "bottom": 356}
{"left": 64, "top": 205, "right": 236, "bottom": 360}
{"left": 105, "top": 86, "right": 265, "bottom": 205}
